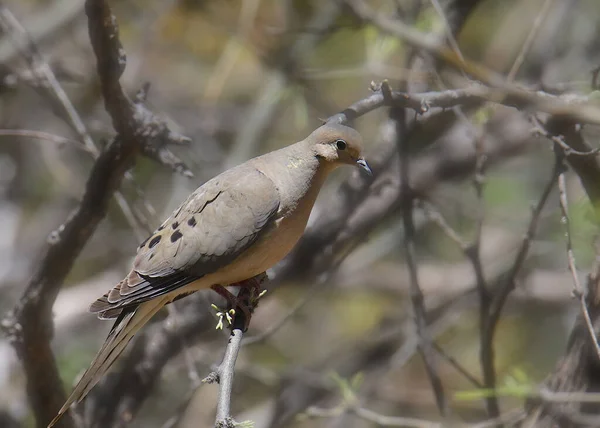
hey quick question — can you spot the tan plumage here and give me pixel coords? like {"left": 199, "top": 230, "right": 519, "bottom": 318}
{"left": 48, "top": 123, "right": 370, "bottom": 427}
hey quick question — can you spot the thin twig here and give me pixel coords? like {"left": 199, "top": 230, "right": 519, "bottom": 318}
{"left": 306, "top": 403, "right": 526, "bottom": 427}
{"left": 244, "top": 254, "right": 349, "bottom": 347}
{"left": 531, "top": 116, "right": 600, "bottom": 157}
{"left": 226, "top": 0, "right": 342, "bottom": 168}
{"left": 420, "top": 198, "right": 496, "bottom": 410}
{"left": 468, "top": 153, "right": 561, "bottom": 422}
{"left": 0, "top": 6, "right": 98, "bottom": 155}
{"left": 353, "top": 407, "right": 441, "bottom": 428}
{"left": 425, "top": 138, "right": 560, "bottom": 422}
{"left": 432, "top": 342, "right": 483, "bottom": 388}
{"left": 488, "top": 155, "right": 560, "bottom": 328}
{"left": 346, "top": 0, "right": 600, "bottom": 127}
{"left": 506, "top": 0, "right": 554, "bottom": 82}
{"left": 0, "top": 5, "right": 152, "bottom": 241}
{"left": 0, "top": 2, "right": 189, "bottom": 426}
{"left": 394, "top": 103, "right": 447, "bottom": 415}
{"left": 166, "top": 304, "right": 201, "bottom": 387}
{"left": 556, "top": 156, "right": 600, "bottom": 361}
{"left": 0, "top": 129, "right": 90, "bottom": 152}
{"left": 468, "top": 131, "right": 500, "bottom": 418}
{"left": 419, "top": 200, "right": 468, "bottom": 249}
{"left": 470, "top": 409, "right": 527, "bottom": 428}
{"left": 428, "top": 0, "right": 465, "bottom": 63}
{"left": 242, "top": 281, "right": 321, "bottom": 346}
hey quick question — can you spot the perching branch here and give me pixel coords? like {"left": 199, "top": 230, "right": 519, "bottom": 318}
{"left": 211, "top": 323, "right": 245, "bottom": 428}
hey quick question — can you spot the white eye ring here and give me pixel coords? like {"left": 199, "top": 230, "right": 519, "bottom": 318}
{"left": 336, "top": 139, "right": 347, "bottom": 150}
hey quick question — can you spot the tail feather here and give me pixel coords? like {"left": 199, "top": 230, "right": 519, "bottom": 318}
{"left": 48, "top": 297, "right": 168, "bottom": 428}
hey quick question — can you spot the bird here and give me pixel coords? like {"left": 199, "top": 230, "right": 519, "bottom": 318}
{"left": 48, "top": 122, "right": 371, "bottom": 427}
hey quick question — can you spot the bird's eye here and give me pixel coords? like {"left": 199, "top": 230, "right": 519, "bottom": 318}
{"left": 336, "top": 139, "right": 347, "bottom": 151}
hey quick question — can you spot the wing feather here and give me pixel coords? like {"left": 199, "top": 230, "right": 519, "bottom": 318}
{"left": 90, "top": 166, "right": 280, "bottom": 317}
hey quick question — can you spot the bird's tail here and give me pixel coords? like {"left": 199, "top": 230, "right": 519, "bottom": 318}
{"left": 48, "top": 297, "right": 168, "bottom": 428}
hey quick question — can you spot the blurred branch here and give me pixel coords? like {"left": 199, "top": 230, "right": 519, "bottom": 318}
{"left": 0, "top": 4, "right": 193, "bottom": 239}
{"left": 0, "top": 1, "right": 190, "bottom": 427}
{"left": 394, "top": 104, "right": 447, "bottom": 415}
{"left": 0, "top": 0, "right": 84, "bottom": 64}
{"left": 506, "top": 0, "right": 554, "bottom": 82}
{"left": 524, "top": 255, "right": 600, "bottom": 426}
{"left": 283, "top": 101, "right": 535, "bottom": 283}
{"left": 346, "top": 0, "right": 600, "bottom": 127}
{"left": 0, "top": 411, "right": 20, "bottom": 428}
{"left": 546, "top": 117, "right": 600, "bottom": 207}
{"left": 269, "top": 283, "right": 484, "bottom": 427}
{"left": 432, "top": 342, "right": 483, "bottom": 388}
{"left": 525, "top": 115, "right": 600, "bottom": 425}
{"left": 466, "top": 149, "right": 559, "bottom": 421}
{"left": 0, "top": 129, "right": 90, "bottom": 152}
{"left": 445, "top": 0, "right": 485, "bottom": 37}
{"left": 304, "top": 404, "right": 527, "bottom": 427}
{"left": 531, "top": 116, "right": 600, "bottom": 157}
{"left": 0, "top": 6, "right": 98, "bottom": 154}
{"left": 0, "top": 4, "right": 146, "bottom": 240}
{"left": 226, "top": 1, "right": 342, "bottom": 168}
{"left": 304, "top": 404, "right": 441, "bottom": 427}
{"left": 557, "top": 158, "right": 600, "bottom": 361}
{"left": 489, "top": 153, "right": 560, "bottom": 320}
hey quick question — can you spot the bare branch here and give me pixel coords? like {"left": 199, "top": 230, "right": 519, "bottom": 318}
{"left": 393, "top": 102, "right": 447, "bottom": 414}
{"left": 557, "top": 158, "right": 600, "bottom": 360}
{"left": 506, "top": 0, "right": 554, "bottom": 82}
{"left": 488, "top": 156, "right": 559, "bottom": 325}
{"left": 0, "top": 2, "right": 190, "bottom": 426}
{"left": 346, "top": 0, "right": 600, "bottom": 126}
{"left": 207, "top": 323, "right": 245, "bottom": 428}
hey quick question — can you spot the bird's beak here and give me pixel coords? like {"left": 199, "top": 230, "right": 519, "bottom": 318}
{"left": 356, "top": 158, "right": 372, "bottom": 176}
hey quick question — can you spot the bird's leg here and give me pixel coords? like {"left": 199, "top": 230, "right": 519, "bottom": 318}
{"left": 210, "top": 285, "right": 239, "bottom": 329}
{"left": 210, "top": 273, "right": 268, "bottom": 331}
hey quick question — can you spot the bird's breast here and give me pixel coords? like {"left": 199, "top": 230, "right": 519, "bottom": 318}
{"left": 207, "top": 185, "right": 319, "bottom": 286}
{"left": 214, "top": 206, "right": 312, "bottom": 283}
{"left": 205, "top": 160, "right": 330, "bottom": 285}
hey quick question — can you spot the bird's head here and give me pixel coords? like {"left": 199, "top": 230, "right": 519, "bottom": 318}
{"left": 309, "top": 123, "right": 372, "bottom": 175}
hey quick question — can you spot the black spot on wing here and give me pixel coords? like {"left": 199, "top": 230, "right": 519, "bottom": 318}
{"left": 171, "top": 230, "right": 183, "bottom": 242}
{"left": 172, "top": 221, "right": 179, "bottom": 229}
{"left": 149, "top": 235, "right": 161, "bottom": 248}
{"left": 187, "top": 216, "right": 197, "bottom": 227}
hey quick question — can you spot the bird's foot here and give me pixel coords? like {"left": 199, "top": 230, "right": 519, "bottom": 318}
{"left": 210, "top": 284, "right": 255, "bottom": 331}
{"left": 211, "top": 304, "right": 236, "bottom": 330}
{"left": 210, "top": 274, "right": 268, "bottom": 331}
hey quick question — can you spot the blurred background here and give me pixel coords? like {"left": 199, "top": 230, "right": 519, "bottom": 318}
{"left": 1, "top": 0, "right": 600, "bottom": 427}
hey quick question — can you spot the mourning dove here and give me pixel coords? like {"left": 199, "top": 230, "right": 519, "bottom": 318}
{"left": 48, "top": 123, "right": 371, "bottom": 427}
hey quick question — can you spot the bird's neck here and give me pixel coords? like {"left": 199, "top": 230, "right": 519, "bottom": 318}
{"left": 253, "top": 142, "right": 336, "bottom": 218}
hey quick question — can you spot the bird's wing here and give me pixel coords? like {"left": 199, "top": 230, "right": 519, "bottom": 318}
{"left": 90, "top": 166, "right": 280, "bottom": 316}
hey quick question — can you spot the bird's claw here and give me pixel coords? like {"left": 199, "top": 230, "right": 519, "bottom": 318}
{"left": 212, "top": 304, "right": 236, "bottom": 330}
